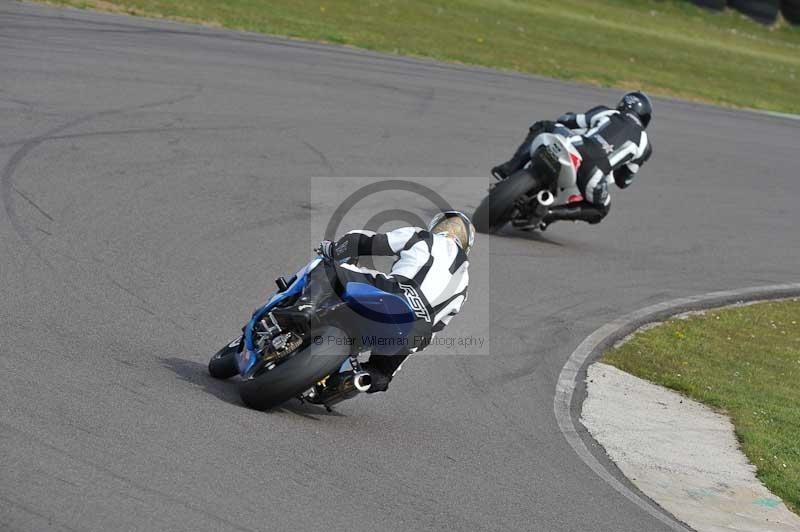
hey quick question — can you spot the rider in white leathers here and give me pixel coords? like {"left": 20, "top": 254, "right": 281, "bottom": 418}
{"left": 316, "top": 211, "right": 473, "bottom": 392}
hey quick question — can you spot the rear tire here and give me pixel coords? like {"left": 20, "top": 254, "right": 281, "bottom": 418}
{"left": 473, "top": 169, "right": 542, "bottom": 233}
{"left": 690, "top": 0, "right": 726, "bottom": 9}
{"left": 208, "top": 341, "right": 240, "bottom": 379}
{"left": 239, "top": 326, "right": 350, "bottom": 410}
{"left": 729, "top": 0, "right": 779, "bottom": 24}
{"left": 783, "top": 0, "right": 800, "bottom": 24}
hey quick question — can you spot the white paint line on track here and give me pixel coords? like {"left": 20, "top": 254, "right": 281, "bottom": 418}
{"left": 553, "top": 283, "right": 800, "bottom": 532}
{"left": 752, "top": 110, "right": 800, "bottom": 121}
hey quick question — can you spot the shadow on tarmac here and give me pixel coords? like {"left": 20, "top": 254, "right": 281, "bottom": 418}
{"left": 159, "top": 356, "right": 346, "bottom": 419}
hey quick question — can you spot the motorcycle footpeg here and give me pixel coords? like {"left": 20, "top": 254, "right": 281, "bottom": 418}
{"left": 511, "top": 219, "right": 542, "bottom": 231}
{"left": 275, "top": 275, "right": 296, "bottom": 292}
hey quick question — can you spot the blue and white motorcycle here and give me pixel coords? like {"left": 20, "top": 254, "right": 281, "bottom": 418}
{"left": 208, "top": 256, "right": 416, "bottom": 411}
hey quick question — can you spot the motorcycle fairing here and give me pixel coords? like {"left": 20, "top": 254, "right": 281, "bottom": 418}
{"left": 342, "top": 282, "right": 416, "bottom": 355}
{"left": 238, "top": 258, "right": 321, "bottom": 375}
{"left": 237, "top": 258, "right": 417, "bottom": 374}
{"left": 529, "top": 132, "right": 584, "bottom": 205}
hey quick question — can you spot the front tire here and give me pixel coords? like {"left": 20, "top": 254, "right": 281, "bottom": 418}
{"left": 238, "top": 326, "right": 350, "bottom": 410}
{"left": 473, "top": 169, "right": 541, "bottom": 233}
{"left": 208, "top": 340, "right": 240, "bottom": 379}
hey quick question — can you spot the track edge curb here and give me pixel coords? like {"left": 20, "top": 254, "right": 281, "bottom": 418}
{"left": 553, "top": 283, "right": 800, "bottom": 532}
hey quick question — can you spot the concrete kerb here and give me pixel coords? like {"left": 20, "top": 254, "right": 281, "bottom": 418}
{"left": 553, "top": 283, "right": 800, "bottom": 532}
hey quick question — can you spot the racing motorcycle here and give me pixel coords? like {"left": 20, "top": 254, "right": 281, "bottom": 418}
{"left": 208, "top": 256, "right": 416, "bottom": 411}
{"left": 473, "top": 130, "right": 584, "bottom": 233}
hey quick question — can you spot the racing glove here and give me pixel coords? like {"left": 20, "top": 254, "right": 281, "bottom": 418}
{"left": 316, "top": 240, "right": 335, "bottom": 260}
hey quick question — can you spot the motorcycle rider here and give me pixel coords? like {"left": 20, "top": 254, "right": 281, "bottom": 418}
{"left": 316, "top": 211, "right": 473, "bottom": 394}
{"left": 491, "top": 91, "right": 653, "bottom": 229}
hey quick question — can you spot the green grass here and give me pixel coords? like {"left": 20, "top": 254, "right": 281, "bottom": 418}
{"left": 36, "top": 0, "right": 800, "bottom": 114}
{"left": 603, "top": 299, "right": 800, "bottom": 514}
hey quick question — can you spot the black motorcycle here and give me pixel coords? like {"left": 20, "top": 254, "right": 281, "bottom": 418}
{"left": 474, "top": 131, "right": 584, "bottom": 233}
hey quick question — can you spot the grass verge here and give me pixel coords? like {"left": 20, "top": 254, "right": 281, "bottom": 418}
{"left": 603, "top": 299, "right": 800, "bottom": 514}
{"left": 34, "top": 0, "right": 800, "bottom": 114}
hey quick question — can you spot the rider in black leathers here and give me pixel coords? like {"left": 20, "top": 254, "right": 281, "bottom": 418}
{"left": 491, "top": 91, "right": 653, "bottom": 230}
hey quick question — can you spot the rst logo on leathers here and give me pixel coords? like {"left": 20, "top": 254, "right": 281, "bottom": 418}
{"left": 398, "top": 282, "right": 431, "bottom": 323}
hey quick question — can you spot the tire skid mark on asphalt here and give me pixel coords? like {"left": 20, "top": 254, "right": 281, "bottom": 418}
{"left": 0, "top": 89, "right": 203, "bottom": 332}
{"left": 0, "top": 492, "right": 82, "bottom": 532}
{"left": 0, "top": 124, "right": 259, "bottom": 150}
{"left": 1, "top": 89, "right": 201, "bottom": 246}
{"left": 554, "top": 283, "right": 800, "bottom": 532}
{"left": 4, "top": 6, "right": 800, "bottom": 125}
{"left": 299, "top": 138, "right": 336, "bottom": 176}
{"left": 12, "top": 185, "right": 55, "bottom": 222}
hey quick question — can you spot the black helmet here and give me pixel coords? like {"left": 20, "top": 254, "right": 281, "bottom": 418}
{"left": 617, "top": 91, "right": 652, "bottom": 128}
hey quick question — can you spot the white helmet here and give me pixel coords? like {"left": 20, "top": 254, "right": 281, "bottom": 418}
{"left": 428, "top": 211, "right": 475, "bottom": 255}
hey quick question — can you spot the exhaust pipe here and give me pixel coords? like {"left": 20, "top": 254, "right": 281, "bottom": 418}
{"left": 536, "top": 189, "right": 555, "bottom": 206}
{"left": 353, "top": 372, "right": 372, "bottom": 393}
{"left": 305, "top": 371, "right": 373, "bottom": 408}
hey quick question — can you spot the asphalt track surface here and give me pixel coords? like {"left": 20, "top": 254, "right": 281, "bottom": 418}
{"left": 2, "top": 3, "right": 799, "bottom": 531}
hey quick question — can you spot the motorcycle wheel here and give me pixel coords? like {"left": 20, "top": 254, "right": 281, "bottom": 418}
{"left": 208, "top": 341, "right": 240, "bottom": 379}
{"left": 473, "top": 169, "right": 542, "bottom": 234}
{"left": 782, "top": 0, "right": 800, "bottom": 24}
{"left": 238, "top": 326, "right": 350, "bottom": 410}
{"left": 729, "top": 0, "right": 779, "bottom": 24}
{"left": 690, "top": 0, "right": 725, "bottom": 9}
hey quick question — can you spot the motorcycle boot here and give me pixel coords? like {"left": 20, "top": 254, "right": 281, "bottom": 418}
{"left": 491, "top": 129, "right": 539, "bottom": 180}
{"left": 539, "top": 202, "right": 609, "bottom": 230}
{"left": 492, "top": 121, "right": 556, "bottom": 180}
